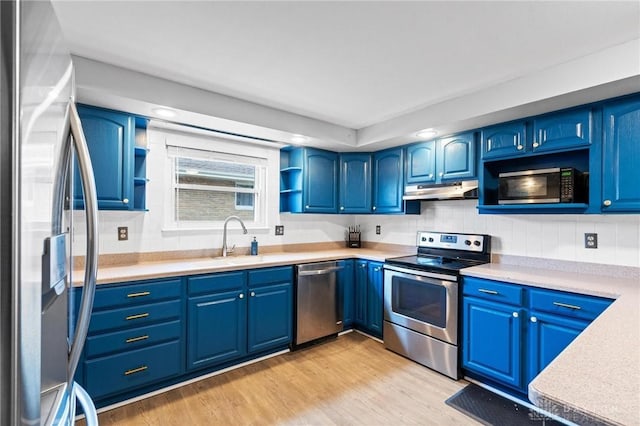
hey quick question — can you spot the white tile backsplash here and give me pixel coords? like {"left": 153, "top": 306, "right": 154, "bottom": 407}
{"left": 92, "top": 194, "right": 640, "bottom": 268}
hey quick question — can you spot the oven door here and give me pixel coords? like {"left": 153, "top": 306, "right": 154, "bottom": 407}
{"left": 383, "top": 265, "right": 458, "bottom": 345}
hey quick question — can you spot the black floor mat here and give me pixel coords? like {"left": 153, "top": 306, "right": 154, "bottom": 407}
{"left": 445, "top": 383, "right": 565, "bottom": 425}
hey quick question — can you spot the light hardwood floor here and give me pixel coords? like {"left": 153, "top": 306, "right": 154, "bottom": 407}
{"left": 82, "top": 332, "right": 480, "bottom": 425}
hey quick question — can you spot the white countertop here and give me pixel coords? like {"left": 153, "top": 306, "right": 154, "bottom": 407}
{"left": 75, "top": 248, "right": 399, "bottom": 286}
{"left": 461, "top": 263, "right": 640, "bottom": 426}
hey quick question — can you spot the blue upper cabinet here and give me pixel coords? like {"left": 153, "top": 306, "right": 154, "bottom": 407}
{"left": 602, "top": 95, "right": 640, "bottom": 212}
{"left": 372, "top": 148, "right": 405, "bottom": 213}
{"left": 532, "top": 108, "right": 592, "bottom": 154}
{"left": 74, "top": 105, "right": 135, "bottom": 210}
{"left": 280, "top": 147, "right": 337, "bottom": 213}
{"left": 303, "top": 148, "right": 338, "bottom": 213}
{"left": 405, "top": 141, "right": 437, "bottom": 184}
{"left": 438, "top": 132, "right": 476, "bottom": 181}
{"left": 481, "top": 121, "right": 528, "bottom": 160}
{"left": 339, "top": 153, "right": 372, "bottom": 213}
{"left": 482, "top": 109, "right": 592, "bottom": 161}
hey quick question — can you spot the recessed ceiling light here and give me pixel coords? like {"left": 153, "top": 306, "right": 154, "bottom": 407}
{"left": 152, "top": 107, "right": 177, "bottom": 118}
{"left": 291, "top": 134, "right": 308, "bottom": 144}
{"left": 416, "top": 128, "right": 437, "bottom": 139}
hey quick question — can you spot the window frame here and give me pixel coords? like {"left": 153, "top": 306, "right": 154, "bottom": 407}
{"left": 156, "top": 122, "right": 279, "bottom": 232}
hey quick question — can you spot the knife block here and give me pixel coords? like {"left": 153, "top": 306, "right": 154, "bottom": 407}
{"left": 346, "top": 231, "right": 361, "bottom": 248}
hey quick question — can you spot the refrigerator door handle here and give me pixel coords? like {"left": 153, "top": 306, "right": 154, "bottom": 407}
{"left": 72, "top": 382, "right": 98, "bottom": 426}
{"left": 67, "top": 101, "right": 99, "bottom": 382}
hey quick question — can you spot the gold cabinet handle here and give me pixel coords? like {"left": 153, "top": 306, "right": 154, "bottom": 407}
{"left": 478, "top": 288, "right": 499, "bottom": 295}
{"left": 553, "top": 301, "right": 581, "bottom": 310}
{"left": 123, "top": 198, "right": 129, "bottom": 204}
{"left": 127, "top": 291, "right": 150, "bottom": 298}
{"left": 603, "top": 200, "right": 612, "bottom": 207}
{"left": 125, "top": 335, "right": 149, "bottom": 344}
{"left": 124, "top": 365, "right": 148, "bottom": 376}
{"left": 126, "top": 313, "right": 149, "bottom": 321}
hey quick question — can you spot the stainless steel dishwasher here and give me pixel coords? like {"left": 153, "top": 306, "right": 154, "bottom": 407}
{"left": 294, "top": 261, "right": 343, "bottom": 346}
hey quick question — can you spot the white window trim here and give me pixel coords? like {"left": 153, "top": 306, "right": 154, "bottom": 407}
{"left": 154, "top": 121, "right": 278, "bottom": 232}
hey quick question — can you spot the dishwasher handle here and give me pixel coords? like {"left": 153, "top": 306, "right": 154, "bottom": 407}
{"left": 297, "top": 266, "right": 343, "bottom": 276}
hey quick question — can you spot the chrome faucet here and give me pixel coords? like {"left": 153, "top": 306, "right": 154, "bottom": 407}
{"left": 222, "top": 215, "right": 248, "bottom": 257}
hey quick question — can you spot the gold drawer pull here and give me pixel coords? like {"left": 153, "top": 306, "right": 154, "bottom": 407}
{"left": 126, "top": 313, "right": 149, "bottom": 321}
{"left": 478, "top": 288, "right": 499, "bottom": 295}
{"left": 125, "top": 335, "right": 149, "bottom": 344}
{"left": 124, "top": 366, "right": 148, "bottom": 376}
{"left": 127, "top": 291, "right": 150, "bottom": 298}
{"left": 553, "top": 301, "right": 581, "bottom": 310}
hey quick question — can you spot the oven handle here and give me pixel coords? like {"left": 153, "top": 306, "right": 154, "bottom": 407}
{"left": 383, "top": 264, "right": 457, "bottom": 282}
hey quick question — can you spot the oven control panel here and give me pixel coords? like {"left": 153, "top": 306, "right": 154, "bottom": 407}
{"left": 416, "top": 231, "right": 487, "bottom": 253}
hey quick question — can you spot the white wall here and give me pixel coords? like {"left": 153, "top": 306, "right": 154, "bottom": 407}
{"left": 356, "top": 200, "right": 640, "bottom": 268}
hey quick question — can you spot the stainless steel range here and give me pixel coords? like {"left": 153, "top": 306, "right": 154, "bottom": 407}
{"left": 383, "top": 231, "right": 491, "bottom": 379}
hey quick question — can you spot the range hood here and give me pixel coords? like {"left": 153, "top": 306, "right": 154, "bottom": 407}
{"left": 403, "top": 180, "right": 479, "bottom": 201}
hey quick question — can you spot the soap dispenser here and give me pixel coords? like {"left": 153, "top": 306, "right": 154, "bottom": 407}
{"left": 250, "top": 236, "right": 258, "bottom": 255}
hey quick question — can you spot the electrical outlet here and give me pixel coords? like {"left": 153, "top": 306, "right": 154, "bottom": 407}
{"left": 584, "top": 233, "right": 598, "bottom": 249}
{"left": 376, "top": 225, "right": 381, "bottom": 235}
{"left": 118, "top": 226, "right": 128, "bottom": 241}
{"left": 275, "top": 225, "right": 284, "bottom": 236}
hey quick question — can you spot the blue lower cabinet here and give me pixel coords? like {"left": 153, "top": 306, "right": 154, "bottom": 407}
{"left": 247, "top": 282, "right": 292, "bottom": 353}
{"left": 187, "top": 288, "right": 247, "bottom": 371}
{"left": 527, "top": 312, "right": 588, "bottom": 384}
{"left": 353, "top": 260, "right": 383, "bottom": 338}
{"left": 354, "top": 260, "right": 368, "bottom": 327}
{"left": 462, "top": 277, "right": 613, "bottom": 397}
{"left": 462, "top": 297, "right": 523, "bottom": 391}
{"left": 187, "top": 266, "right": 294, "bottom": 371}
{"left": 338, "top": 260, "right": 355, "bottom": 329}
{"left": 84, "top": 340, "right": 182, "bottom": 400}
{"left": 366, "top": 262, "right": 384, "bottom": 337}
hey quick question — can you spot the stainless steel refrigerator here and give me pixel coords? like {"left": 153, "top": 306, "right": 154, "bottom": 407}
{"left": 1, "top": 1, "right": 99, "bottom": 424}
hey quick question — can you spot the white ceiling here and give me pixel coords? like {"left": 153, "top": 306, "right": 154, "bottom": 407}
{"left": 51, "top": 1, "right": 640, "bottom": 131}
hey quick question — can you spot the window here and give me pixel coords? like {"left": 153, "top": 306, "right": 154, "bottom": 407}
{"left": 173, "top": 156, "right": 261, "bottom": 223}
{"left": 160, "top": 123, "right": 276, "bottom": 230}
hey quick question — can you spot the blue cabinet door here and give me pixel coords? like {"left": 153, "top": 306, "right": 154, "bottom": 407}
{"left": 462, "top": 297, "right": 523, "bottom": 390}
{"left": 527, "top": 312, "right": 587, "bottom": 385}
{"left": 338, "top": 260, "right": 355, "bottom": 328}
{"left": 354, "top": 260, "right": 368, "bottom": 327}
{"left": 481, "top": 121, "right": 527, "bottom": 160}
{"left": 532, "top": 108, "right": 592, "bottom": 154}
{"left": 303, "top": 148, "right": 338, "bottom": 213}
{"left": 437, "top": 132, "right": 476, "bottom": 181}
{"left": 186, "top": 289, "right": 247, "bottom": 371}
{"left": 366, "top": 261, "right": 384, "bottom": 338}
{"left": 74, "top": 105, "right": 134, "bottom": 210}
{"left": 602, "top": 96, "right": 640, "bottom": 212}
{"left": 247, "top": 282, "right": 292, "bottom": 353}
{"left": 339, "top": 153, "right": 371, "bottom": 213}
{"left": 372, "top": 148, "right": 404, "bottom": 213}
{"left": 406, "top": 141, "right": 437, "bottom": 184}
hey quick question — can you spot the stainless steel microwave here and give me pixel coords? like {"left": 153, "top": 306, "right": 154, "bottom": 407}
{"left": 498, "top": 167, "right": 588, "bottom": 204}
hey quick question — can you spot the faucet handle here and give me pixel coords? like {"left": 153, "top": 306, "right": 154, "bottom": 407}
{"left": 227, "top": 244, "right": 236, "bottom": 254}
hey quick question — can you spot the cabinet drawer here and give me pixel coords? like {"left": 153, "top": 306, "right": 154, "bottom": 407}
{"left": 248, "top": 266, "right": 292, "bottom": 286}
{"left": 188, "top": 271, "right": 245, "bottom": 296}
{"left": 84, "top": 340, "right": 181, "bottom": 400}
{"left": 85, "top": 320, "right": 181, "bottom": 359}
{"left": 93, "top": 279, "right": 182, "bottom": 310}
{"left": 529, "top": 289, "right": 612, "bottom": 322}
{"left": 89, "top": 300, "right": 181, "bottom": 334}
{"left": 463, "top": 277, "right": 523, "bottom": 306}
